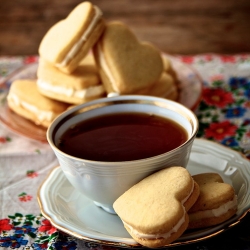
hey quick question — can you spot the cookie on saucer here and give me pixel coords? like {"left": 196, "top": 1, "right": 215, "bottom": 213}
{"left": 113, "top": 167, "right": 200, "bottom": 248}
{"left": 188, "top": 173, "right": 238, "bottom": 229}
{"left": 7, "top": 80, "right": 69, "bottom": 127}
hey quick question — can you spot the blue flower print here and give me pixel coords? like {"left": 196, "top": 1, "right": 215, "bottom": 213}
{"left": 244, "top": 88, "right": 250, "bottom": 98}
{"left": 228, "top": 77, "right": 250, "bottom": 90}
{"left": 32, "top": 242, "right": 48, "bottom": 250}
{"left": 225, "top": 107, "right": 247, "bottom": 118}
{"left": 0, "top": 236, "right": 28, "bottom": 248}
{"left": 14, "top": 225, "right": 36, "bottom": 235}
{"left": 53, "top": 240, "right": 77, "bottom": 250}
{"left": 221, "top": 137, "right": 239, "bottom": 147}
{"left": 14, "top": 224, "right": 37, "bottom": 238}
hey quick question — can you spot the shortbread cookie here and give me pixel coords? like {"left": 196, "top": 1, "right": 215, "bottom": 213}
{"left": 162, "top": 55, "right": 178, "bottom": 81}
{"left": 39, "top": 1, "right": 105, "bottom": 73}
{"left": 37, "top": 54, "right": 106, "bottom": 104}
{"left": 113, "top": 167, "right": 200, "bottom": 248}
{"left": 93, "top": 21, "right": 163, "bottom": 94}
{"left": 7, "top": 80, "right": 69, "bottom": 127}
{"left": 134, "top": 72, "right": 178, "bottom": 101}
{"left": 188, "top": 173, "right": 238, "bottom": 229}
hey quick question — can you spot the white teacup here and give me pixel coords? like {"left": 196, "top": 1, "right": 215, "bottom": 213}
{"left": 47, "top": 95, "right": 198, "bottom": 214}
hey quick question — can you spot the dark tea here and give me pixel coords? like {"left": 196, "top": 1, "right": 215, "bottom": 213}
{"left": 57, "top": 112, "right": 188, "bottom": 162}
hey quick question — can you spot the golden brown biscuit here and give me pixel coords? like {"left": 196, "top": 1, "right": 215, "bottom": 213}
{"left": 113, "top": 167, "right": 200, "bottom": 248}
{"left": 134, "top": 72, "right": 179, "bottom": 101}
{"left": 37, "top": 54, "right": 106, "bottom": 104}
{"left": 93, "top": 21, "right": 164, "bottom": 94}
{"left": 162, "top": 55, "right": 178, "bottom": 81}
{"left": 7, "top": 80, "right": 69, "bottom": 127}
{"left": 39, "top": 1, "right": 105, "bottom": 73}
{"left": 188, "top": 173, "right": 237, "bottom": 229}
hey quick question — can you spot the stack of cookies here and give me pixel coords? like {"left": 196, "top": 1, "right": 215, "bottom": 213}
{"left": 114, "top": 167, "right": 238, "bottom": 248}
{"left": 7, "top": 1, "right": 179, "bottom": 127}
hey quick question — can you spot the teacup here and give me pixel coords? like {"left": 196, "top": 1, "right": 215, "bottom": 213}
{"left": 47, "top": 95, "right": 198, "bottom": 214}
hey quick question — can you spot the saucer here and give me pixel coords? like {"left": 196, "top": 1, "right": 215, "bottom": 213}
{"left": 37, "top": 138, "right": 250, "bottom": 248}
{"left": 0, "top": 55, "right": 202, "bottom": 142}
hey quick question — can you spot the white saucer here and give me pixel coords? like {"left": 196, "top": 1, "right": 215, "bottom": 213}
{"left": 37, "top": 139, "right": 250, "bottom": 248}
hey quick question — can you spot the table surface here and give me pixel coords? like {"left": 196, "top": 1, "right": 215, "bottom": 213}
{"left": 1, "top": 0, "right": 250, "bottom": 55}
{"left": 1, "top": 54, "right": 250, "bottom": 249}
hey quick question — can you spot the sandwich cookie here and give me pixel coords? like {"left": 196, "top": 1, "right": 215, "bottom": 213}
{"left": 93, "top": 21, "right": 164, "bottom": 94}
{"left": 7, "top": 80, "right": 69, "bottom": 127}
{"left": 188, "top": 173, "right": 238, "bottom": 229}
{"left": 134, "top": 72, "right": 179, "bottom": 101}
{"left": 113, "top": 167, "right": 200, "bottom": 248}
{"left": 162, "top": 55, "right": 178, "bottom": 81}
{"left": 37, "top": 54, "right": 106, "bottom": 104}
{"left": 39, "top": 1, "right": 105, "bottom": 73}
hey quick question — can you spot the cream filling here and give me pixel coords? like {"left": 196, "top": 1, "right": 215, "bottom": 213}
{"left": 97, "top": 43, "right": 119, "bottom": 93}
{"left": 37, "top": 79, "right": 105, "bottom": 99}
{"left": 122, "top": 180, "right": 195, "bottom": 240}
{"left": 123, "top": 213, "right": 186, "bottom": 240}
{"left": 57, "top": 6, "right": 102, "bottom": 67}
{"left": 7, "top": 93, "right": 56, "bottom": 122}
{"left": 189, "top": 195, "right": 238, "bottom": 219}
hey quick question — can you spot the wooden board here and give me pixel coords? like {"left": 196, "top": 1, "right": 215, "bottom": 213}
{"left": 1, "top": 0, "right": 249, "bottom": 55}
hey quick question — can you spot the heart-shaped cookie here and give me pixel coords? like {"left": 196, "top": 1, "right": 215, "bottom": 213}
{"left": 7, "top": 80, "right": 69, "bottom": 127}
{"left": 188, "top": 173, "right": 238, "bottom": 229}
{"left": 113, "top": 167, "right": 200, "bottom": 248}
{"left": 134, "top": 72, "right": 179, "bottom": 100}
{"left": 93, "top": 21, "right": 164, "bottom": 94}
{"left": 37, "top": 54, "right": 105, "bottom": 104}
{"left": 39, "top": 1, "right": 105, "bottom": 73}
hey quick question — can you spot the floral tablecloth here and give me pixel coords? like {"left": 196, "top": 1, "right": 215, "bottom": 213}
{"left": 1, "top": 54, "right": 250, "bottom": 250}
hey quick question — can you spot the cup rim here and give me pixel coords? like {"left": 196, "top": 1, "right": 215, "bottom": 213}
{"left": 47, "top": 95, "right": 199, "bottom": 165}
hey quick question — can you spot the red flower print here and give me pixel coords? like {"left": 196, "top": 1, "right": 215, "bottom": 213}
{"left": 24, "top": 56, "right": 38, "bottom": 64}
{"left": 0, "top": 219, "right": 13, "bottom": 232}
{"left": 181, "top": 56, "right": 194, "bottom": 64}
{"left": 205, "top": 121, "right": 238, "bottom": 140}
{"left": 0, "top": 137, "right": 6, "bottom": 143}
{"left": 220, "top": 55, "right": 236, "bottom": 63}
{"left": 203, "top": 88, "right": 234, "bottom": 108}
{"left": 203, "top": 54, "right": 214, "bottom": 62}
{"left": 0, "top": 136, "right": 11, "bottom": 143}
{"left": 210, "top": 74, "right": 224, "bottom": 83}
{"left": 239, "top": 54, "right": 250, "bottom": 62}
{"left": 18, "top": 192, "right": 32, "bottom": 202}
{"left": 26, "top": 170, "right": 38, "bottom": 178}
{"left": 38, "top": 219, "right": 57, "bottom": 235}
{"left": 244, "top": 101, "right": 250, "bottom": 108}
